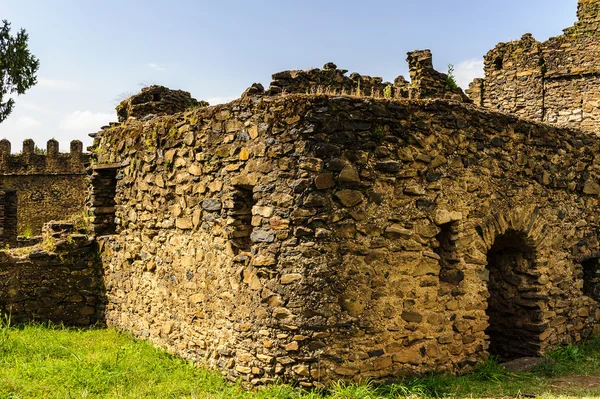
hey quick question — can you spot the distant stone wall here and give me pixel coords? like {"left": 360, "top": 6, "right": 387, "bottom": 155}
{"left": 0, "top": 222, "right": 103, "bottom": 326}
{"left": 91, "top": 91, "right": 600, "bottom": 386}
{"left": 468, "top": 0, "right": 600, "bottom": 134}
{"left": 0, "top": 139, "right": 90, "bottom": 234}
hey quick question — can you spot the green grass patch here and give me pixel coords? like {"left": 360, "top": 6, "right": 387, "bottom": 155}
{"left": 2, "top": 318, "right": 600, "bottom": 398}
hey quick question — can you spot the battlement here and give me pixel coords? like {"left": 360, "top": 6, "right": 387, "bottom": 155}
{"left": 0, "top": 138, "right": 89, "bottom": 175}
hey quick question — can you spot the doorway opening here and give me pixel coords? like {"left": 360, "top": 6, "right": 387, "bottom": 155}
{"left": 485, "top": 229, "right": 544, "bottom": 359}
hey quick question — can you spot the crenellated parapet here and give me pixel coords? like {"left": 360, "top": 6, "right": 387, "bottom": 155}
{"left": 0, "top": 139, "right": 90, "bottom": 175}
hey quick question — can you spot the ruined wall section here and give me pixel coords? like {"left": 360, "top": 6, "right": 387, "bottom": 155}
{"left": 470, "top": 0, "right": 600, "bottom": 134}
{"left": 92, "top": 93, "right": 600, "bottom": 385}
{"left": 475, "top": 34, "right": 544, "bottom": 120}
{"left": 0, "top": 221, "right": 104, "bottom": 326}
{"left": 542, "top": 7, "right": 600, "bottom": 132}
{"left": 245, "top": 50, "right": 469, "bottom": 103}
{"left": 406, "top": 50, "right": 470, "bottom": 103}
{"left": 116, "top": 85, "right": 205, "bottom": 123}
{"left": 0, "top": 139, "right": 90, "bottom": 234}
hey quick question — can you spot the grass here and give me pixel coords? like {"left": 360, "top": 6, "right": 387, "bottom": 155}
{"left": 1, "top": 317, "right": 600, "bottom": 398}
{"left": 19, "top": 226, "right": 33, "bottom": 238}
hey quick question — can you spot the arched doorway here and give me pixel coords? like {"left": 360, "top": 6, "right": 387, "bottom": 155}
{"left": 485, "top": 229, "right": 544, "bottom": 359}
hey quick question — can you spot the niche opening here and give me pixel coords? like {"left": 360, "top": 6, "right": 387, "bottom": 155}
{"left": 228, "top": 185, "right": 255, "bottom": 254}
{"left": 582, "top": 257, "right": 600, "bottom": 302}
{"left": 435, "top": 221, "right": 464, "bottom": 285}
{"left": 494, "top": 57, "right": 503, "bottom": 70}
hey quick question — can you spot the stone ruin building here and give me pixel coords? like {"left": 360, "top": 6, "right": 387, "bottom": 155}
{"left": 3, "top": 0, "right": 600, "bottom": 387}
{"left": 0, "top": 138, "right": 89, "bottom": 235}
{"left": 467, "top": 0, "right": 600, "bottom": 134}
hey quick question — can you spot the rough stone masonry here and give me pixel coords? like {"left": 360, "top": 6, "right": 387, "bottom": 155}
{"left": 87, "top": 59, "right": 600, "bottom": 385}
{"left": 4, "top": 0, "right": 600, "bottom": 388}
{"left": 467, "top": 0, "right": 600, "bottom": 135}
{"left": 0, "top": 138, "right": 89, "bottom": 235}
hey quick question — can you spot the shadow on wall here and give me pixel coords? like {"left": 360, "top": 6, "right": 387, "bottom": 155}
{"left": 0, "top": 221, "right": 106, "bottom": 327}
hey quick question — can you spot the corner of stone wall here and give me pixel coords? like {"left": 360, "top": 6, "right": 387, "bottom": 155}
{"left": 466, "top": 78, "right": 484, "bottom": 106}
{"left": 406, "top": 49, "right": 470, "bottom": 102}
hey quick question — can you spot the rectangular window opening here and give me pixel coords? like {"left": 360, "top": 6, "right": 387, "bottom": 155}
{"left": 228, "top": 185, "right": 255, "bottom": 254}
{"left": 436, "top": 221, "right": 463, "bottom": 285}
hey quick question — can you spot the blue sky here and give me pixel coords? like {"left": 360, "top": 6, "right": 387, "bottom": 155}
{"left": 0, "top": 0, "right": 579, "bottom": 151}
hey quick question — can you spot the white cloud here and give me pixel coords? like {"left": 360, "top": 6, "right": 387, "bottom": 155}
{"left": 206, "top": 95, "right": 238, "bottom": 105}
{"left": 148, "top": 63, "right": 166, "bottom": 72}
{"left": 37, "top": 77, "right": 78, "bottom": 90}
{"left": 17, "top": 99, "right": 54, "bottom": 115}
{"left": 453, "top": 59, "right": 484, "bottom": 90}
{"left": 59, "top": 110, "right": 113, "bottom": 132}
{"left": 15, "top": 116, "right": 42, "bottom": 131}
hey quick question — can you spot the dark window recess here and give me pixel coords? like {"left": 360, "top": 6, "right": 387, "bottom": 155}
{"left": 435, "top": 222, "right": 464, "bottom": 285}
{"left": 228, "top": 186, "right": 255, "bottom": 253}
{"left": 89, "top": 165, "right": 120, "bottom": 235}
{"left": 582, "top": 258, "right": 600, "bottom": 302}
{"left": 494, "top": 57, "right": 503, "bottom": 70}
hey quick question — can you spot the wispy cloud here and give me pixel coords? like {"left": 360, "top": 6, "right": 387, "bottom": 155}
{"left": 206, "top": 95, "right": 237, "bottom": 105}
{"left": 59, "top": 110, "right": 113, "bottom": 132}
{"left": 17, "top": 99, "right": 55, "bottom": 115}
{"left": 453, "top": 58, "right": 484, "bottom": 90}
{"left": 37, "top": 77, "right": 78, "bottom": 90}
{"left": 148, "top": 63, "right": 166, "bottom": 72}
{"left": 15, "top": 116, "right": 42, "bottom": 131}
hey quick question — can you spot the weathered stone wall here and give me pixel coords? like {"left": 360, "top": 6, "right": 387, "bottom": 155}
{"left": 244, "top": 50, "right": 469, "bottom": 103}
{"left": 0, "top": 139, "right": 90, "bottom": 234}
{"left": 91, "top": 92, "right": 600, "bottom": 386}
{"left": 0, "top": 222, "right": 104, "bottom": 326}
{"left": 0, "top": 189, "right": 18, "bottom": 247}
{"left": 116, "top": 85, "right": 204, "bottom": 123}
{"left": 468, "top": 0, "right": 600, "bottom": 134}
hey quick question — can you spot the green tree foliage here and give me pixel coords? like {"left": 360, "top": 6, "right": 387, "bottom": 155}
{"left": 446, "top": 63, "right": 459, "bottom": 90}
{"left": 0, "top": 20, "right": 39, "bottom": 123}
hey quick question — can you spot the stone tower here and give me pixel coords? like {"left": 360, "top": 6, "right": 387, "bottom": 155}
{"left": 467, "top": 0, "right": 600, "bottom": 134}
{"left": 578, "top": 0, "right": 600, "bottom": 24}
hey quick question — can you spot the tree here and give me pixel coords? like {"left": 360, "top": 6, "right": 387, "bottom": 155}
{"left": 0, "top": 20, "right": 39, "bottom": 123}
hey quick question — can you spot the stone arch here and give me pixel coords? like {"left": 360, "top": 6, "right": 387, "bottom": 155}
{"left": 475, "top": 207, "right": 551, "bottom": 360}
